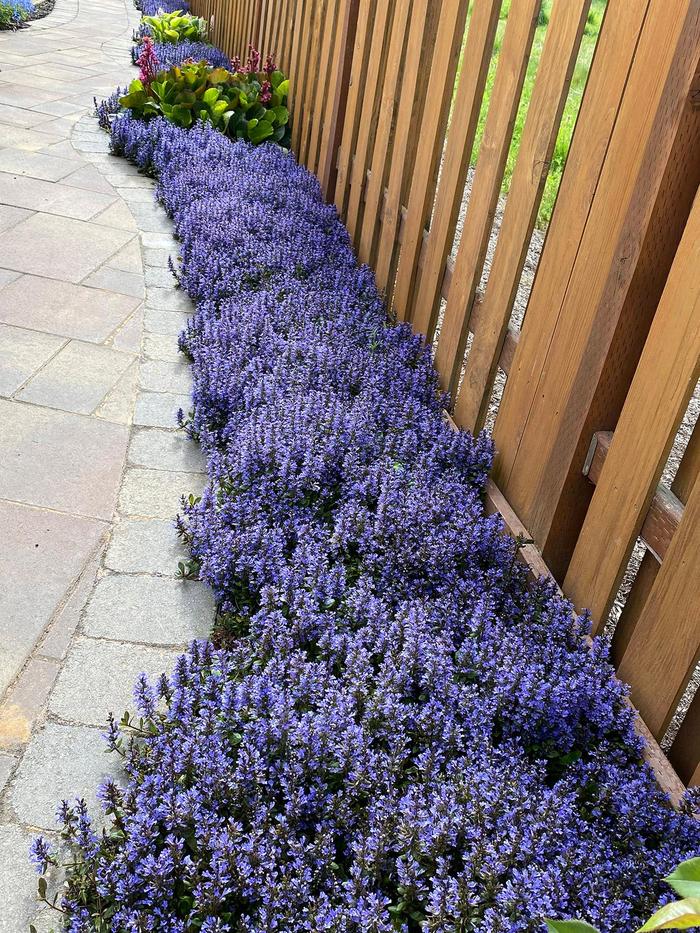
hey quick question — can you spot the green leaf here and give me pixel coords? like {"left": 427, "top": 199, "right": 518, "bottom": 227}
{"left": 545, "top": 922, "right": 600, "bottom": 933}
{"left": 665, "top": 859, "right": 700, "bottom": 899}
{"left": 202, "top": 86, "right": 221, "bottom": 105}
{"left": 248, "top": 120, "right": 274, "bottom": 144}
{"left": 273, "top": 105, "right": 289, "bottom": 125}
{"left": 208, "top": 67, "right": 230, "bottom": 86}
{"left": 270, "top": 69, "right": 285, "bottom": 88}
{"left": 638, "top": 899, "right": 700, "bottom": 932}
{"left": 37, "top": 877, "right": 47, "bottom": 899}
{"left": 277, "top": 79, "right": 289, "bottom": 97}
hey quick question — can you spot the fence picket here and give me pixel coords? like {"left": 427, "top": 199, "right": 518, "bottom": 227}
{"left": 333, "top": 0, "right": 375, "bottom": 216}
{"left": 492, "top": 0, "right": 700, "bottom": 554}
{"left": 617, "top": 469, "right": 700, "bottom": 738}
{"left": 564, "top": 192, "right": 700, "bottom": 628}
{"left": 317, "top": 0, "right": 358, "bottom": 198}
{"left": 432, "top": 0, "right": 541, "bottom": 395}
{"left": 344, "top": 0, "right": 393, "bottom": 241}
{"left": 356, "top": 0, "right": 411, "bottom": 264}
{"left": 389, "top": 0, "right": 469, "bottom": 313}
{"left": 372, "top": 0, "right": 431, "bottom": 290}
{"left": 409, "top": 0, "right": 501, "bottom": 338}
{"left": 453, "top": 0, "right": 591, "bottom": 432}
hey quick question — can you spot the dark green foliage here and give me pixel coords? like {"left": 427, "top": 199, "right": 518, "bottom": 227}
{"left": 119, "top": 61, "right": 290, "bottom": 146}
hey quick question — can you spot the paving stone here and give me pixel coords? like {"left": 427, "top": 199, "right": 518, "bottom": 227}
{"left": 0, "top": 204, "right": 33, "bottom": 237}
{"left": 0, "top": 657, "right": 60, "bottom": 752}
{"left": 9, "top": 721, "right": 122, "bottom": 829}
{"left": 128, "top": 427, "right": 205, "bottom": 473}
{"left": 31, "top": 97, "right": 85, "bottom": 116}
{"left": 0, "top": 170, "right": 116, "bottom": 220}
{"left": 18, "top": 340, "right": 134, "bottom": 415}
{"left": 143, "top": 331, "right": 182, "bottom": 362}
{"left": 0, "top": 324, "right": 65, "bottom": 397}
{"left": 83, "top": 574, "right": 214, "bottom": 645}
{"left": 146, "top": 286, "right": 193, "bottom": 313}
{"left": 110, "top": 305, "right": 144, "bottom": 353}
{"left": 105, "top": 518, "right": 189, "bottom": 576}
{"left": 0, "top": 146, "right": 80, "bottom": 182}
{"left": 0, "top": 824, "right": 44, "bottom": 932}
{"left": 140, "top": 231, "right": 179, "bottom": 250}
{"left": 0, "top": 83, "right": 62, "bottom": 109}
{"left": 50, "top": 637, "right": 180, "bottom": 726}
{"left": 0, "top": 269, "right": 21, "bottom": 288}
{"left": 139, "top": 358, "right": 191, "bottom": 394}
{"left": 94, "top": 359, "right": 139, "bottom": 424}
{"left": 104, "top": 172, "right": 153, "bottom": 189}
{"left": 0, "top": 274, "right": 139, "bottom": 342}
{"left": 0, "top": 500, "right": 104, "bottom": 697}
{"left": 0, "top": 123, "right": 63, "bottom": 152}
{"left": 143, "top": 246, "right": 173, "bottom": 268}
{"left": 37, "top": 545, "right": 104, "bottom": 663}
{"left": 0, "top": 212, "right": 133, "bottom": 282}
{"left": 144, "top": 264, "right": 176, "bottom": 288}
{"left": 0, "top": 102, "right": 56, "bottom": 128}
{"left": 143, "top": 307, "right": 190, "bottom": 336}
{"left": 60, "top": 161, "right": 116, "bottom": 194}
{"left": 0, "top": 754, "right": 16, "bottom": 794}
{"left": 108, "top": 238, "right": 143, "bottom": 273}
{"left": 119, "top": 185, "right": 158, "bottom": 204}
{"left": 91, "top": 198, "right": 137, "bottom": 231}
{"left": 0, "top": 398, "right": 129, "bottom": 519}
{"left": 84, "top": 265, "right": 144, "bottom": 299}
{"left": 117, "top": 466, "right": 204, "bottom": 518}
{"left": 133, "top": 390, "right": 190, "bottom": 428}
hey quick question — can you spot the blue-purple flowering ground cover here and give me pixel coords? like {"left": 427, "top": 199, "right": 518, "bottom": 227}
{"left": 33, "top": 15, "right": 700, "bottom": 930}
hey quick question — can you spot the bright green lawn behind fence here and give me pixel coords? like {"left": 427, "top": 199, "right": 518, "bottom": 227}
{"left": 463, "top": 0, "right": 606, "bottom": 227}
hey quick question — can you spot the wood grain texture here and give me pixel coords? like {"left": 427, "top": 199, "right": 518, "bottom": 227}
{"left": 564, "top": 192, "right": 700, "bottom": 628}
{"left": 432, "top": 0, "right": 540, "bottom": 394}
{"left": 333, "top": 0, "right": 374, "bottom": 216}
{"left": 491, "top": 0, "right": 651, "bottom": 493}
{"left": 453, "top": 0, "right": 591, "bottom": 432}
{"left": 408, "top": 0, "right": 500, "bottom": 338}
{"left": 617, "top": 466, "right": 700, "bottom": 738}
{"left": 344, "top": 0, "right": 392, "bottom": 240}
{"left": 492, "top": 0, "right": 700, "bottom": 553}
{"left": 357, "top": 0, "right": 411, "bottom": 265}
{"left": 388, "top": 0, "right": 469, "bottom": 313}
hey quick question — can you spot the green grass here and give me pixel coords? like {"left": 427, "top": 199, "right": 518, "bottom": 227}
{"left": 461, "top": 0, "right": 606, "bottom": 227}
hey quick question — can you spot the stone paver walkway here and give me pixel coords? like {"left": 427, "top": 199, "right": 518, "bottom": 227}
{"left": 0, "top": 3, "right": 214, "bottom": 928}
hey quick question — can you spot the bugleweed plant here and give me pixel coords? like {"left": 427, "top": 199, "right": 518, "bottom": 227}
{"left": 0, "top": 0, "right": 32, "bottom": 28}
{"left": 120, "top": 57, "right": 290, "bottom": 145}
{"left": 142, "top": 8, "right": 207, "bottom": 43}
{"left": 31, "top": 111, "right": 700, "bottom": 931}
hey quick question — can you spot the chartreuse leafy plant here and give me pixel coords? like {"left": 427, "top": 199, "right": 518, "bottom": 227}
{"left": 119, "top": 60, "right": 290, "bottom": 145}
{"left": 142, "top": 8, "right": 207, "bottom": 43}
{"left": 545, "top": 858, "right": 700, "bottom": 933}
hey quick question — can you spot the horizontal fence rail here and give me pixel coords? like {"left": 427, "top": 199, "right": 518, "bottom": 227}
{"left": 189, "top": 0, "right": 700, "bottom": 793}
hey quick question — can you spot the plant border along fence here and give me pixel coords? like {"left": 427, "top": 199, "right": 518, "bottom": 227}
{"left": 32, "top": 0, "right": 700, "bottom": 931}
{"left": 188, "top": 0, "right": 700, "bottom": 793}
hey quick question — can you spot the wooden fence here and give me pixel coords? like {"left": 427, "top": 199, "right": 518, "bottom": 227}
{"left": 188, "top": 0, "right": 700, "bottom": 795}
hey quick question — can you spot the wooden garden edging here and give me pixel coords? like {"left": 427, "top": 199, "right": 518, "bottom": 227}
{"left": 188, "top": 0, "right": 700, "bottom": 795}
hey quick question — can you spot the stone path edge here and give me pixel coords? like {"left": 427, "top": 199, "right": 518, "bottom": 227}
{"left": 0, "top": 105, "right": 216, "bottom": 931}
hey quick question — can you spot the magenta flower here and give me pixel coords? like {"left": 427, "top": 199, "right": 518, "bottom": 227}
{"left": 260, "top": 80, "right": 272, "bottom": 105}
{"left": 137, "top": 36, "right": 160, "bottom": 87}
